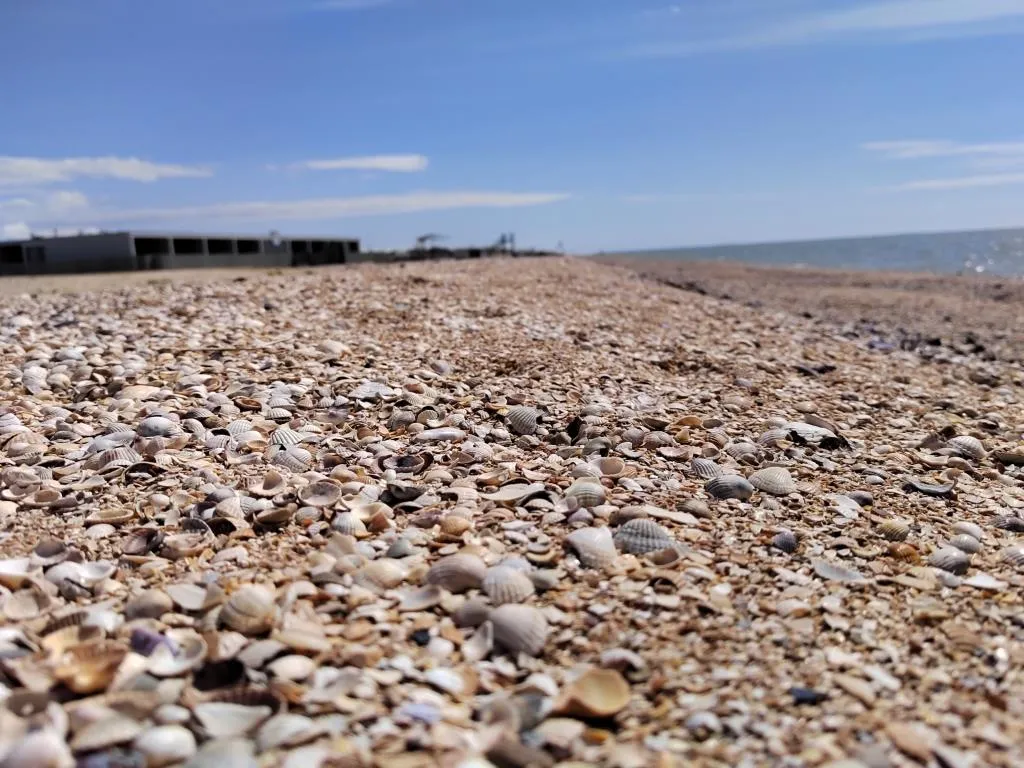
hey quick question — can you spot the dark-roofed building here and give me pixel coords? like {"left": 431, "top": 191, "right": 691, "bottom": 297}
{"left": 0, "top": 230, "right": 360, "bottom": 275}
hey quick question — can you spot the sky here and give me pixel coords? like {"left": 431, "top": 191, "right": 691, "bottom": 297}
{"left": 2, "top": 0, "right": 1024, "bottom": 252}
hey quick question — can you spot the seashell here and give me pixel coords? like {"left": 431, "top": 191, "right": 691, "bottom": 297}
{"left": 46, "top": 559, "right": 115, "bottom": 588}
{"left": 354, "top": 559, "right": 407, "bottom": 593}
{"left": 482, "top": 566, "right": 535, "bottom": 605}
{"left": 122, "top": 527, "right": 164, "bottom": 556}
{"left": 999, "top": 545, "right": 1024, "bottom": 568}
{"left": 994, "top": 515, "right": 1024, "bottom": 532}
{"left": 330, "top": 511, "right": 367, "bottom": 537}
{"left": 812, "top": 560, "right": 866, "bottom": 583}
{"left": 481, "top": 482, "right": 547, "bottom": 505}
{"left": 564, "top": 526, "right": 617, "bottom": 569}
{"left": 125, "top": 589, "right": 173, "bottom": 620}
{"left": 138, "top": 416, "right": 180, "bottom": 438}
{"left": 70, "top": 714, "right": 144, "bottom": 752}
{"left": 256, "top": 713, "right": 320, "bottom": 752}
{"left": 613, "top": 518, "right": 673, "bottom": 554}
{"left": 426, "top": 553, "right": 487, "bottom": 592}
{"left": 689, "top": 457, "right": 723, "bottom": 480}
{"left": 193, "top": 702, "right": 273, "bottom": 739}
{"left": 133, "top": 724, "right": 197, "bottom": 767}
{"left": 30, "top": 538, "right": 68, "bottom": 568}
{"left": 887, "top": 542, "right": 921, "bottom": 563}
{"left": 379, "top": 452, "right": 433, "bottom": 475}
{"left": 569, "top": 463, "right": 602, "bottom": 479}
{"left": 0, "top": 558, "right": 35, "bottom": 589}
{"left": 564, "top": 479, "right": 605, "bottom": 508}
{"left": 439, "top": 515, "right": 473, "bottom": 537}
{"left": 489, "top": 604, "right": 549, "bottom": 656}
{"left": 148, "top": 629, "right": 208, "bottom": 676}
{"left": 951, "top": 521, "right": 983, "bottom": 540}
{"left": 398, "top": 584, "right": 445, "bottom": 612}
{"left": 462, "top": 621, "right": 493, "bottom": 662}
{"left": 785, "top": 421, "right": 845, "bottom": 449}
{"left": 165, "top": 582, "right": 221, "bottom": 612}
{"left": 2, "top": 588, "right": 51, "bottom": 621}
{"left": 506, "top": 406, "right": 541, "bottom": 436}
{"left": 554, "top": 668, "right": 631, "bottom": 719}
{"left": 265, "top": 654, "right": 317, "bottom": 681}
{"left": 413, "top": 427, "right": 466, "bottom": 443}
{"left": 948, "top": 534, "right": 982, "bottom": 554}
{"left": 84, "top": 507, "right": 134, "bottom": 526}
{"left": 297, "top": 479, "right": 342, "bottom": 507}
{"left": 160, "top": 532, "right": 211, "bottom": 560}
{"left": 930, "top": 546, "right": 970, "bottom": 575}
{"left": 748, "top": 466, "right": 798, "bottom": 496}
{"left": 255, "top": 506, "right": 293, "bottom": 526}
{"left": 878, "top": 518, "right": 911, "bottom": 542}
{"left": 725, "top": 441, "right": 759, "bottom": 461}
{"left": 590, "top": 456, "right": 626, "bottom": 478}
{"left": 249, "top": 470, "right": 287, "bottom": 497}
{"left": 992, "top": 450, "right": 1024, "bottom": 466}
{"left": 221, "top": 584, "right": 277, "bottom": 635}
{"left": 770, "top": 529, "right": 798, "bottom": 554}
{"left": 902, "top": 477, "right": 956, "bottom": 498}
{"left": 947, "top": 435, "right": 986, "bottom": 461}
{"left": 2, "top": 729, "right": 74, "bottom": 768}
{"left": 705, "top": 474, "right": 754, "bottom": 501}
{"left": 54, "top": 640, "right": 129, "bottom": 694}
{"left": 270, "top": 427, "right": 309, "bottom": 447}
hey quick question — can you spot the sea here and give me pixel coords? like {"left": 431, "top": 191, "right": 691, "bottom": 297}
{"left": 605, "top": 227, "right": 1024, "bottom": 278}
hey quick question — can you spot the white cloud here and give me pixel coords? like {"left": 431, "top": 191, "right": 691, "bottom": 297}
{"left": 889, "top": 173, "right": 1024, "bottom": 191}
{"left": 0, "top": 197, "right": 33, "bottom": 210}
{"left": 47, "top": 190, "right": 90, "bottom": 211}
{"left": 0, "top": 156, "right": 212, "bottom": 186}
{"left": 631, "top": 0, "right": 1024, "bottom": 56}
{"left": 284, "top": 154, "right": 429, "bottom": 173}
{"left": 58, "top": 190, "right": 568, "bottom": 224}
{"left": 1, "top": 223, "right": 31, "bottom": 240}
{"left": 864, "top": 139, "right": 1024, "bottom": 160}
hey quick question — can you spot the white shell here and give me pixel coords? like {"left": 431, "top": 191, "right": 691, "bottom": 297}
{"left": 490, "top": 604, "right": 549, "bottom": 656}
{"left": 133, "top": 725, "right": 197, "bottom": 767}
{"left": 193, "top": 702, "right": 273, "bottom": 739}
{"left": 564, "top": 526, "right": 617, "bottom": 569}
{"left": 748, "top": 466, "right": 798, "bottom": 496}
{"left": 482, "top": 566, "right": 535, "bottom": 605}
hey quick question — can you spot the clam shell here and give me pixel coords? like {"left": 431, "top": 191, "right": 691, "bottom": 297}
{"left": 249, "top": 470, "right": 287, "bottom": 497}
{"left": 221, "top": 584, "right": 277, "bottom": 635}
{"left": 564, "top": 526, "right": 617, "bottom": 569}
{"left": 770, "top": 529, "right": 798, "bottom": 554}
{"left": 565, "top": 479, "right": 605, "bottom": 508}
{"left": 929, "top": 546, "right": 970, "bottom": 575}
{"left": 689, "top": 457, "right": 723, "bottom": 480}
{"left": 398, "top": 584, "right": 445, "bottom": 612}
{"left": 70, "top": 715, "right": 144, "bottom": 752}
{"left": 2, "top": 588, "right": 51, "bottom": 621}
{"left": 999, "top": 545, "right": 1024, "bottom": 568}
{"left": 506, "top": 406, "right": 540, "bottom": 436}
{"left": 55, "top": 640, "right": 129, "bottom": 694}
{"left": 482, "top": 566, "right": 535, "bottom": 605}
{"left": 193, "top": 702, "right": 273, "bottom": 739}
{"left": 994, "top": 515, "right": 1024, "bottom": 532}
{"left": 590, "top": 456, "right": 626, "bottom": 478}
{"left": 426, "top": 554, "right": 487, "bottom": 592}
{"left": 354, "top": 559, "right": 407, "bottom": 593}
{"left": 748, "top": 467, "right": 798, "bottom": 496}
{"left": 947, "top": 435, "right": 986, "bottom": 461}
{"left": 84, "top": 508, "right": 135, "bottom": 526}
{"left": 297, "top": 479, "right": 342, "bottom": 507}
{"left": 952, "top": 521, "right": 983, "bottom": 540}
{"left": 612, "top": 518, "right": 673, "bottom": 555}
{"left": 490, "top": 604, "right": 549, "bottom": 656}
{"left": 256, "top": 713, "right": 320, "bottom": 752}
{"left": 330, "top": 511, "right": 367, "bottom": 537}
{"left": 878, "top": 518, "right": 911, "bottom": 542}
{"left": 948, "top": 534, "right": 982, "bottom": 554}
{"left": 902, "top": 477, "right": 956, "bottom": 498}
{"left": 133, "top": 725, "right": 197, "bottom": 767}
{"left": 555, "top": 668, "right": 631, "bottom": 719}
{"left": 269, "top": 446, "right": 312, "bottom": 471}
{"left": 705, "top": 474, "right": 754, "bottom": 501}
{"left": 147, "top": 629, "right": 208, "bottom": 676}
{"left": 125, "top": 589, "right": 173, "bottom": 620}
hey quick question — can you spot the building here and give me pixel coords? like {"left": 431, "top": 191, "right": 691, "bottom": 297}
{"left": 0, "top": 230, "right": 361, "bottom": 275}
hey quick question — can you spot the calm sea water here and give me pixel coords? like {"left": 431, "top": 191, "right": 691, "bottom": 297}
{"left": 607, "top": 228, "right": 1024, "bottom": 277}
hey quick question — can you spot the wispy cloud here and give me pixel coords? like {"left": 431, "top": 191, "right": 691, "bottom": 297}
{"left": 19, "top": 190, "right": 568, "bottom": 226}
{"left": 281, "top": 154, "right": 429, "bottom": 173}
{"left": 0, "top": 156, "right": 212, "bottom": 186}
{"left": 0, "top": 190, "right": 95, "bottom": 240}
{"left": 0, "top": 197, "right": 33, "bottom": 210}
{"left": 889, "top": 173, "right": 1024, "bottom": 191}
{"left": 630, "top": 0, "right": 1024, "bottom": 56}
{"left": 622, "top": 191, "right": 775, "bottom": 203}
{"left": 864, "top": 139, "right": 1024, "bottom": 160}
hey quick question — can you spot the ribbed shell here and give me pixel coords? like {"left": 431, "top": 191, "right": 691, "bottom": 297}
{"left": 269, "top": 446, "right": 312, "bottom": 471}
{"left": 564, "top": 526, "right": 617, "bottom": 569}
{"left": 705, "top": 429, "right": 730, "bottom": 449}
{"left": 612, "top": 518, "right": 673, "bottom": 554}
{"left": 878, "top": 518, "right": 910, "bottom": 542}
{"left": 330, "top": 511, "right": 366, "bottom": 537}
{"left": 929, "top": 546, "right": 970, "bottom": 575}
{"left": 1000, "top": 546, "right": 1024, "bottom": 568}
{"left": 482, "top": 566, "right": 535, "bottom": 605}
{"left": 705, "top": 474, "right": 754, "bottom": 501}
{"left": 689, "top": 457, "right": 723, "bottom": 480}
{"left": 948, "top": 534, "right": 982, "bottom": 554}
{"left": 947, "top": 435, "right": 986, "bottom": 461}
{"left": 724, "top": 442, "right": 759, "bottom": 461}
{"left": 994, "top": 515, "right": 1024, "bottom": 532}
{"left": 565, "top": 479, "right": 605, "bottom": 508}
{"left": 951, "top": 521, "right": 983, "bottom": 540}
{"left": 270, "top": 427, "right": 307, "bottom": 447}
{"left": 221, "top": 585, "right": 276, "bottom": 635}
{"left": 771, "top": 529, "right": 798, "bottom": 553}
{"left": 506, "top": 406, "right": 540, "bottom": 436}
{"left": 425, "top": 554, "right": 487, "bottom": 592}
{"left": 748, "top": 467, "right": 798, "bottom": 496}
{"left": 227, "top": 419, "right": 254, "bottom": 436}
{"left": 757, "top": 428, "right": 790, "bottom": 447}
{"left": 489, "top": 604, "right": 549, "bottom": 656}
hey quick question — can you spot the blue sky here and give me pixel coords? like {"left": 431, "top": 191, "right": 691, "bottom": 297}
{"left": 2, "top": 0, "right": 1024, "bottom": 251}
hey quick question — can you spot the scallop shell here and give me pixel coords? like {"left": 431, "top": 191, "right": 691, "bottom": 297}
{"left": 354, "top": 559, "right": 407, "bottom": 593}
{"left": 297, "top": 479, "right": 342, "bottom": 507}
{"left": 482, "top": 566, "right": 535, "bottom": 605}
{"left": 948, "top": 534, "right": 982, "bottom": 554}
{"left": 947, "top": 435, "right": 986, "bottom": 461}
{"left": 613, "top": 518, "right": 673, "bottom": 554}
{"left": 748, "top": 467, "right": 798, "bottom": 496}
{"left": 877, "top": 518, "right": 910, "bottom": 542}
{"left": 489, "top": 604, "right": 549, "bottom": 656}
{"left": 330, "top": 511, "right": 367, "bottom": 537}
{"left": 506, "top": 406, "right": 540, "bottom": 436}
{"left": 270, "top": 427, "right": 308, "bottom": 447}
{"left": 770, "top": 529, "right": 798, "bottom": 554}
{"left": 221, "top": 584, "right": 277, "bottom": 635}
{"left": 269, "top": 446, "right": 312, "bottom": 471}
{"left": 705, "top": 474, "right": 754, "bottom": 501}
{"left": 564, "top": 526, "right": 617, "bottom": 569}
{"left": 554, "top": 668, "right": 631, "bottom": 719}
{"left": 565, "top": 479, "right": 606, "bottom": 509}
{"left": 425, "top": 554, "right": 487, "bottom": 593}
{"left": 724, "top": 442, "right": 759, "bottom": 461}
{"left": 689, "top": 457, "right": 723, "bottom": 480}
{"left": 929, "top": 546, "right": 970, "bottom": 575}
{"left": 999, "top": 545, "right": 1024, "bottom": 568}
{"left": 994, "top": 515, "right": 1024, "bottom": 532}
{"left": 887, "top": 542, "right": 921, "bottom": 563}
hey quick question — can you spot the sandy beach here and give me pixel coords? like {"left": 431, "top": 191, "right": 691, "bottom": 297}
{"left": 0, "top": 256, "right": 1021, "bottom": 767}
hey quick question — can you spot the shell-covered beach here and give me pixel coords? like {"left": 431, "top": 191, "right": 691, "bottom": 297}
{"left": 0, "top": 256, "right": 1021, "bottom": 767}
